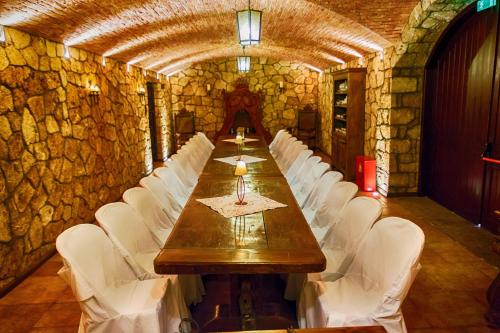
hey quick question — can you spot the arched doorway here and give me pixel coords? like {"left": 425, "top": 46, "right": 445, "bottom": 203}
{"left": 422, "top": 3, "right": 499, "bottom": 231}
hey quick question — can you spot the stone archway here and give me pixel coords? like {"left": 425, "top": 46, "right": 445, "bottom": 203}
{"left": 382, "top": 0, "right": 475, "bottom": 194}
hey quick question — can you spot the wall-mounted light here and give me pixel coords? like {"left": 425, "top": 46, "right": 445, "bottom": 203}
{"left": 0, "top": 25, "right": 5, "bottom": 44}
{"left": 143, "top": 69, "right": 147, "bottom": 77}
{"left": 206, "top": 83, "right": 212, "bottom": 96}
{"left": 102, "top": 56, "right": 106, "bottom": 66}
{"left": 126, "top": 62, "right": 131, "bottom": 73}
{"left": 236, "top": 0, "right": 262, "bottom": 46}
{"left": 64, "top": 44, "right": 70, "bottom": 59}
{"left": 278, "top": 81, "right": 284, "bottom": 93}
{"left": 156, "top": 72, "right": 160, "bottom": 80}
{"left": 88, "top": 82, "right": 100, "bottom": 105}
{"left": 379, "top": 51, "right": 384, "bottom": 61}
{"left": 137, "top": 86, "right": 146, "bottom": 102}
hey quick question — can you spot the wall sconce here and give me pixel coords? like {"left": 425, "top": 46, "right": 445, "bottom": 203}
{"left": 137, "top": 86, "right": 146, "bottom": 102}
{"left": 0, "top": 25, "right": 5, "bottom": 44}
{"left": 101, "top": 56, "right": 106, "bottom": 67}
{"left": 206, "top": 83, "right": 212, "bottom": 96}
{"left": 63, "top": 44, "right": 71, "bottom": 59}
{"left": 278, "top": 81, "right": 284, "bottom": 93}
{"left": 88, "top": 82, "right": 100, "bottom": 105}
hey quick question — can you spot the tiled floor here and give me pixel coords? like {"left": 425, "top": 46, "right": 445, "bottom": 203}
{"left": 0, "top": 196, "right": 498, "bottom": 332}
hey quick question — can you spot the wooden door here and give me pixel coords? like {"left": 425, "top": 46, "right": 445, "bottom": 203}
{"left": 423, "top": 4, "right": 499, "bottom": 226}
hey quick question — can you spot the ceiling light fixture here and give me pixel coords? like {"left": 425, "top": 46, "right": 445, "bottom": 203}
{"left": 63, "top": 44, "right": 70, "bottom": 58}
{"left": 236, "top": 0, "right": 262, "bottom": 46}
{"left": 237, "top": 47, "right": 250, "bottom": 72}
{"left": 0, "top": 25, "right": 5, "bottom": 44}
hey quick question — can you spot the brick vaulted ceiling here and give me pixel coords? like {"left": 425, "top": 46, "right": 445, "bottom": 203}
{"left": 0, "top": 0, "right": 419, "bottom": 73}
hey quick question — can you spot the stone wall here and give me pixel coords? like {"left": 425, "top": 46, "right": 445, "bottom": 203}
{"left": 169, "top": 58, "right": 319, "bottom": 140}
{"left": 0, "top": 27, "right": 169, "bottom": 294}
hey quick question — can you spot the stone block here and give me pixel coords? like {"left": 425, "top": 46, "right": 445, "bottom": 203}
{"left": 392, "top": 77, "right": 418, "bottom": 93}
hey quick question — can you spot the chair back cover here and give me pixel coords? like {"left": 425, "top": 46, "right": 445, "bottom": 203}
{"left": 122, "top": 187, "right": 173, "bottom": 246}
{"left": 270, "top": 131, "right": 290, "bottom": 155}
{"left": 293, "top": 162, "right": 331, "bottom": 207}
{"left": 153, "top": 167, "right": 189, "bottom": 207}
{"left": 288, "top": 155, "right": 321, "bottom": 187}
{"left": 273, "top": 135, "right": 296, "bottom": 159}
{"left": 302, "top": 171, "right": 343, "bottom": 222}
{"left": 269, "top": 129, "right": 286, "bottom": 150}
{"left": 165, "top": 158, "right": 196, "bottom": 190}
{"left": 170, "top": 154, "right": 199, "bottom": 186}
{"left": 95, "top": 202, "right": 159, "bottom": 279}
{"left": 57, "top": 224, "right": 137, "bottom": 304}
{"left": 281, "top": 143, "right": 308, "bottom": 173}
{"left": 346, "top": 217, "right": 425, "bottom": 332}
{"left": 140, "top": 176, "right": 182, "bottom": 221}
{"left": 311, "top": 181, "right": 358, "bottom": 229}
{"left": 197, "top": 132, "right": 215, "bottom": 150}
{"left": 285, "top": 149, "right": 314, "bottom": 183}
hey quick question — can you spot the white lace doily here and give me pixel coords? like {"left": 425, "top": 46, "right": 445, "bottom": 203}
{"left": 214, "top": 155, "right": 267, "bottom": 166}
{"left": 222, "top": 138, "right": 260, "bottom": 144}
{"left": 197, "top": 192, "right": 287, "bottom": 218}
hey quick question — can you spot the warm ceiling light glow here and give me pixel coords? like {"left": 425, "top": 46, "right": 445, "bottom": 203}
{"left": 236, "top": 1, "right": 262, "bottom": 46}
{"left": 63, "top": 44, "right": 70, "bottom": 59}
{"left": 166, "top": 70, "right": 182, "bottom": 77}
{"left": 305, "top": 64, "right": 323, "bottom": 73}
{"left": 237, "top": 56, "right": 251, "bottom": 72}
{"left": 0, "top": 25, "right": 5, "bottom": 43}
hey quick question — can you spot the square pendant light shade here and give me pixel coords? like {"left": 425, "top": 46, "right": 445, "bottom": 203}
{"left": 237, "top": 9, "right": 262, "bottom": 45}
{"left": 237, "top": 56, "right": 251, "bottom": 72}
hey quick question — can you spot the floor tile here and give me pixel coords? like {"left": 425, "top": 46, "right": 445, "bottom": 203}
{"left": 0, "top": 304, "right": 51, "bottom": 333}
{"left": 34, "top": 302, "right": 81, "bottom": 328}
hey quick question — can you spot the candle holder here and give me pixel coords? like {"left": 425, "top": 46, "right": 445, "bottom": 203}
{"left": 234, "top": 160, "right": 247, "bottom": 205}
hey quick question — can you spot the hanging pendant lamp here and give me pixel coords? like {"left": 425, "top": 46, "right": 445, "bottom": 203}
{"left": 236, "top": 0, "right": 262, "bottom": 46}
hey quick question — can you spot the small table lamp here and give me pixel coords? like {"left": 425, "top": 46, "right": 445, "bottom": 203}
{"left": 234, "top": 160, "right": 248, "bottom": 205}
{"left": 235, "top": 134, "right": 244, "bottom": 160}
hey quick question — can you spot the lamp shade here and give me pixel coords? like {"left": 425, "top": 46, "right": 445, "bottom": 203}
{"left": 237, "top": 56, "right": 251, "bottom": 72}
{"left": 234, "top": 160, "right": 248, "bottom": 176}
{"left": 237, "top": 9, "right": 262, "bottom": 45}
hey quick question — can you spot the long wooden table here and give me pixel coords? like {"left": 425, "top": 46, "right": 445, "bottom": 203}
{"left": 154, "top": 135, "right": 325, "bottom": 275}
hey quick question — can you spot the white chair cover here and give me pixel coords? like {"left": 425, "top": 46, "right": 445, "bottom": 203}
{"left": 302, "top": 171, "right": 343, "bottom": 222}
{"left": 122, "top": 187, "right": 173, "bottom": 247}
{"left": 280, "top": 143, "right": 308, "bottom": 174}
{"left": 170, "top": 154, "right": 199, "bottom": 187}
{"left": 165, "top": 158, "right": 197, "bottom": 191}
{"left": 309, "top": 181, "right": 358, "bottom": 241}
{"left": 285, "top": 149, "right": 314, "bottom": 184}
{"left": 275, "top": 140, "right": 303, "bottom": 171}
{"left": 56, "top": 224, "right": 189, "bottom": 333}
{"left": 316, "top": 196, "right": 382, "bottom": 281}
{"left": 153, "top": 167, "right": 190, "bottom": 207}
{"left": 298, "top": 217, "right": 425, "bottom": 333}
{"left": 288, "top": 155, "right": 322, "bottom": 188}
{"left": 272, "top": 134, "right": 295, "bottom": 159}
{"left": 270, "top": 130, "right": 290, "bottom": 157}
{"left": 292, "top": 162, "right": 331, "bottom": 207}
{"left": 95, "top": 202, "right": 205, "bottom": 306}
{"left": 269, "top": 129, "right": 287, "bottom": 152}
{"left": 286, "top": 196, "right": 381, "bottom": 301}
{"left": 197, "top": 132, "right": 215, "bottom": 150}
{"left": 140, "top": 175, "right": 182, "bottom": 222}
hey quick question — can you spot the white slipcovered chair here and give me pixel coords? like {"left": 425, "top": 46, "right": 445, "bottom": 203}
{"left": 140, "top": 175, "right": 182, "bottom": 222}
{"left": 95, "top": 202, "right": 205, "bottom": 306}
{"left": 176, "top": 144, "right": 206, "bottom": 175}
{"left": 154, "top": 167, "right": 190, "bottom": 207}
{"left": 315, "top": 196, "right": 382, "bottom": 282}
{"left": 298, "top": 217, "right": 425, "bottom": 333}
{"left": 301, "top": 171, "right": 343, "bottom": 221}
{"left": 275, "top": 139, "right": 303, "bottom": 171}
{"left": 279, "top": 142, "right": 308, "bottom": 174}
{"left": 309, "top": 181, "right": 358, "bottom": 242}
{"left": 197, "top": 132, "right": 215, "bottom": 150}
{"left": 286, "top": 196, "right": 380, "bottom": 301}
{"left": 292, "top": 162, "right": 331, "bottom": 207}
{"left": 56, "top": 224, "right": 189, "bottom": 333}
{"left": 288, "top": 155, "right": 322, "bottom": 188}
{"left": 270, "top": 130, "right": 290, "bottom": 156}
{"left": 165, "top": 158, "right": 197, "bottom": 191}
{"left": 122, "top": 187, "right": 173, "bottom": 247}
{"left": 269, "top": 129, "right": 287, "bottom": 150}
{"left": 285, "top": 149, "right": 314, "bottom": 184}
{"left": 272, "top": 135, "right": 296, "bottom": 160}
{"left": 170, "top": 153, "right": 199, "bottom": 187}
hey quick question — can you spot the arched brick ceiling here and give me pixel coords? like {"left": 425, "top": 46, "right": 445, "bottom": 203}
{"left": 0, "top": 0, "right": 417, "bottom": 73}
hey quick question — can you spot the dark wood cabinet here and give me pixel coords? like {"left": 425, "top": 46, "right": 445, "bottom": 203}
{"left": 331, "top": 69, "right": 366, "bottom": 180}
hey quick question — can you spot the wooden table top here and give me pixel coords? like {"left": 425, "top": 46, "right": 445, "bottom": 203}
{"left": 154, "top": 136, "right": 326, "bottom": 275}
